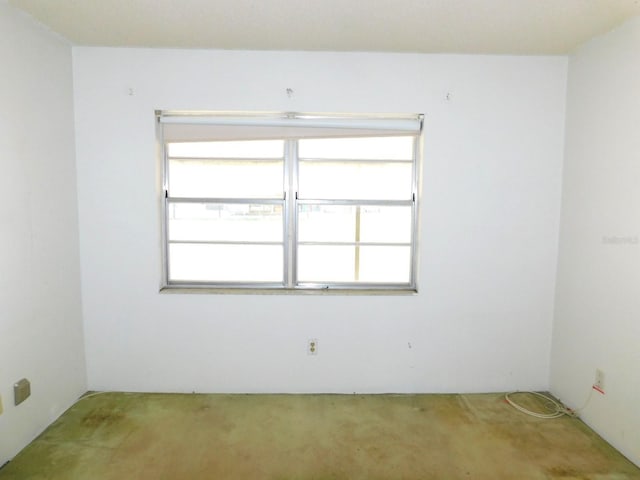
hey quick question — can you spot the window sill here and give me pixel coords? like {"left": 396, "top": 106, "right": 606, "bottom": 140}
{"left": 159, "top": 286, "right": 418, "bottom": 296}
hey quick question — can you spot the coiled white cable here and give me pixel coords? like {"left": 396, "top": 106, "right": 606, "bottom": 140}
{"left": 505, "top": 391, "right": 586, "bottom": 419}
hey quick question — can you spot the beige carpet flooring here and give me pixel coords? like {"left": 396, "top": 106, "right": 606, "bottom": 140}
{"left": 1, "top": 392, "right": 638, "bottom": 479}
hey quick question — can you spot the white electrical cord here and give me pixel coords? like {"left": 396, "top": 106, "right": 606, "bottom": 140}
{"left": 505, "top": 390, "right": 593, "bottom": 419}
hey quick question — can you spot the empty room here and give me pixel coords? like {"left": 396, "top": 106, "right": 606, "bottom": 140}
{"left": 1, "top": 0, "right": 639, "bottom": 478}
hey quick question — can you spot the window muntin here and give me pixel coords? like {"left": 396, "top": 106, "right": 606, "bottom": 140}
{"left": 159, "top": 112, "right": 422, "bottom": 291}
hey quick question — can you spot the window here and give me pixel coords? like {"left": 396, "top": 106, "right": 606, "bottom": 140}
{"left": 158, "top": 112, "right": 423, "bottom": 292}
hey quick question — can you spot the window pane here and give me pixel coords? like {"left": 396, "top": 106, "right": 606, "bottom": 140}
{"left": 298, "top": 205, "right": 356, "bottom": 242}
{"left": 169, "top": 159, "right": 283, "bottom": 198}
{"left": 297, "top": 246, "right": 355, "bottom": 282}
{"left": 297, "top": 245, "right": 411, "bottom": 284}
{"left": 298, "top": 161, "right": 412, "bottom": 200}
{"left": 298, "top": 205, "right": 412, "bottom": 243}
{"left": 359, "top": 206, "right": 412, "bottom": 243}
{"left": 168, "top": 140, "right": 284, "bottom": 159}
{"left": 169, "top": 244, "right": 283, "bottom": 283}
{"left": 298, "top": 136, "right": 414, "bottom": 160}
{"left": 168, "top": 203, "right": 282, "bottom": 242}
{"left": 359, "top": 246, "right": 411, "bottom": 283}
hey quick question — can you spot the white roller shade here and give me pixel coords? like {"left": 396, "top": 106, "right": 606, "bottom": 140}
{"left": 158, "top": 112, "right": 423, "bottom": 142}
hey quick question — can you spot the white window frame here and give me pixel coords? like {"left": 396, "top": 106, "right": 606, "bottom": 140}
{"left": 158, "top": 111, "right": 423, "bottom": 293}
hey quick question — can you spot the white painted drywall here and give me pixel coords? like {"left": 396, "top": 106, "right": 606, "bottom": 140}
{"left": 551, "top": 16, "right": 640, "bottom": 466}
{"left": 0, "top": 2, "right": 87, "bottom": 466}
{"left": 72, "top": 48, "right": 566, "bottom": 395}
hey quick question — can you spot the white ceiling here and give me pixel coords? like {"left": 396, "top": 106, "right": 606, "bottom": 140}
{"left": 8, "top": 0, "right": 640, "bottom": 54}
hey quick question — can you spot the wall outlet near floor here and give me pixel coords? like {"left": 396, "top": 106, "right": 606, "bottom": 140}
{"left": 14, "top": 378, "right": 31, "bottom": 406}
{"left": 307, "top": 339, "right": 318, "bottom": 355}
{"left": 594, "top": 369, "right": 605, "bottom": 393}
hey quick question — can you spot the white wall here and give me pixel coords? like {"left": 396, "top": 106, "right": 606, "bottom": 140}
{"left": 0, "top": 2, "right": 87, "bottom": 465}
{"left": 73, "top": 48, "right": 567, "bottom": 394}
{"left": 551, "top": 16, "right": 640, "bottom": 466}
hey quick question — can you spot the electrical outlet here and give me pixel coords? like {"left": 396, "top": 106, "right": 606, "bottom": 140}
{"left": 14, "top": 378, "right": 31, "bottom": 406}
{"left": 307, "top": 339, "right": 318, "bottom": 355}
{"left": 594, "top": 369, "right": 605, "bottom": 393}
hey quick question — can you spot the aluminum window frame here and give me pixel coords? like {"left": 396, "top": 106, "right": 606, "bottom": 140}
{"left": 158, "top": 111, "right": 423, "bottom": 293}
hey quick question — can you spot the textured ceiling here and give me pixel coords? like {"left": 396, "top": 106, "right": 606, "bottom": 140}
{"left": 8, "top": 0, "right": 640, "bottom": 54}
